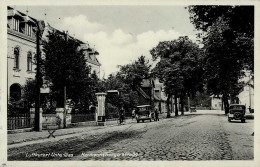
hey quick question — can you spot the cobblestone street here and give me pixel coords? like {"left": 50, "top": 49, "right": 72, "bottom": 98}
{"left": 8, "top": 110, "right": 254, "bottom": 161}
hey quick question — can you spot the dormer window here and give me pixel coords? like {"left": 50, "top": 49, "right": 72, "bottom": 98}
{"left": 13, "top": 18, "right": 19, "bottom": 31}
{"left": 25, "top": 23, "right": 32, "bottom": 36}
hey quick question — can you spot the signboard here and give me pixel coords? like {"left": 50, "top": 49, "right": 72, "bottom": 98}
{"left": 107, "top": 90, "right": 119, "bottom": 95}
{"left": 40, "top": 87, "right": 50, "bottom": 93}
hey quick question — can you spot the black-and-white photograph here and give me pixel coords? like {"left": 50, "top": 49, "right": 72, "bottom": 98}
{"left": 1, "top": 1, "right": 259, "bottom": 166}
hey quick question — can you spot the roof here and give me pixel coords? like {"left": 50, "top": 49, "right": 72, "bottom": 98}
{"left": 136, "top": 87, "right": 150, "bottom": 99}
{"left": 8, "top": 6, "right": 38, "bottom": 24}
{"left": 154, "top": 94, "right": 160, "bottom": 101}
{"left": 230, "top": 104, "right": 245, "bottom": 106}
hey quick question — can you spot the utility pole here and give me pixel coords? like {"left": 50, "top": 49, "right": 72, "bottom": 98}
{"left": 35, "top": 23, "right": 41, "bottom": 131}
{"left": 64, "top": 86, "right": 66, "bottom": 128}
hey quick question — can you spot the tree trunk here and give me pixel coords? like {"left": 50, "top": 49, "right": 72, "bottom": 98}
{"left": 167, "top": 94, "right": 171, "bottom": 118}
{"left": 170, "top": 96, "right": 173, "bottom": 113}
{"left": 223, "top": 94, "right": 229, "bottom": 115}
{"left": 174, "top": 95, "right": 178, "bottom": 116}
{"left": 180, "top": 95, "right": 184, "bottom": 115}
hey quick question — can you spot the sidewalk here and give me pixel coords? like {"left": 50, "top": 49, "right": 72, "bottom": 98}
{"left": 7, "top": 112, "right": 188, "bottom": 146}
{"left": 7, "top": 118, "right": 137, "bottom": 145}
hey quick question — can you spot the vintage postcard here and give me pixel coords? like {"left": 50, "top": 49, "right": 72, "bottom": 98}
{"left": 0, "top": 0, "right": 259, "bottom": 167}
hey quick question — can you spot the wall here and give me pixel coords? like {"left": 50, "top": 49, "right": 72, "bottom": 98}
{"left": 238, "top": 83, "right": 254, "bottom": 109}
{"left": 211, "top": 97, "right": 222, "bottom": 110}
{"left": 7, "top": 30, "right": 36, "bottom": 98}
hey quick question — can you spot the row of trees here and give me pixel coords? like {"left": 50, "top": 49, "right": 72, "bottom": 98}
{"left": 150, "top": 36, "right": 204, "bottom": 117}
{"left": 148, "top": 6, "right": 254, "bottom": 116}
{"left": 189, "top": 6, "right": 254, "bottom": 114}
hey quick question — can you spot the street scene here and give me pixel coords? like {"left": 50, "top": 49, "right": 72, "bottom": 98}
{"left": 4, "top": 3, "right": 255, "bottom": 164}
{"left": 8, "top": 110, "right": 254, "bottom": 161}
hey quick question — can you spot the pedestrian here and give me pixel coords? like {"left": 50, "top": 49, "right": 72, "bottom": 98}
{"left": 119, "top": 107, "right": 125, "bottom": 124}
{"left": 132, "top": 108, "right": 136, "bottom": 120}
{"left": 155, "top": 108, "right": 159, "bottom": 121}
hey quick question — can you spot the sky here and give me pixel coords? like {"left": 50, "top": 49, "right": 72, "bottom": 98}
{"left": 15, "top": 5, "right": 200, "bottom": 78}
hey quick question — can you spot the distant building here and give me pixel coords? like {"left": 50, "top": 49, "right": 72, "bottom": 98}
{"left": 78, "top": 44, "right": 101, "bottom": 77}
{"left": 210, "top": 95, "right": 222, "bottom": 110}
{"left": 7, "top": 6, "right": 37, "bottom": 103}
{"left": 39, "top": 21, "right": 101, "bottom": 78}
{"left": 237, "top": 76, "right": 254, "bottom": 110}
{"left": 136, "top": 78, "right": 167, "bottom": 113}
{"left": 153, "top": 78, "right": 167, "bottom": 113}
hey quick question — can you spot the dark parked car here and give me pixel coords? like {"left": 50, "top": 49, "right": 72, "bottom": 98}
{"left": 135, "top": 105, "right": 155, "bottom": 123}
{"left": 228, "top": 104, "right": 246, "bottom": 123}
{"left": 190, "top": 107, "right": 196, "bottom": 113}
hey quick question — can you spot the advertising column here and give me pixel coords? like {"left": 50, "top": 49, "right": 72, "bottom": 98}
{"left": 95, "top": 93, "right": 107, "bottom": 126}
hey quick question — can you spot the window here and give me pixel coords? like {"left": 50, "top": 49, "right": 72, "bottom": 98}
{"left": 27, "top": 52, "right": 32, "bottom": 71}
{"left": 25, "top": 23, "right": 32, "bottom": 36}
{"left": 13, "top": 18, "right": 19, "bottom": 31}
{"left": 14, "top": 48, "right": 19, "bottom": 69}
{"left": 10, "top": 84, "right": 21, "bottom": 101}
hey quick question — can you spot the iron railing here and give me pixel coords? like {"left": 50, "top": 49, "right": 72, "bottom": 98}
{"left": 7, "top": 113, "right": 31, "bottom": 130}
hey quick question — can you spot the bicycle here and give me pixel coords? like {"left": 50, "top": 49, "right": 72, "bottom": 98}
{"left": 117, "top": 116, "right": 125, "bottom": 125}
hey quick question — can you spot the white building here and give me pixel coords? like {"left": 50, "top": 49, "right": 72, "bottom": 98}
{"left": 210, "top": 95, "right": 222, "bottom": 110}
{"left": 7, "top": 6, "right": 101, "bottom": 104}
{"left": 237, "top": 77, "right": 254, "bottom": 110}
{"left": 7, "top": 6, "right": 37, "bottom": 103}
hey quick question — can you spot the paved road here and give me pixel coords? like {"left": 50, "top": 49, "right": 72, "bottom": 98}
{"left": 8, "top": 110, "right": 254, "bottom": 161}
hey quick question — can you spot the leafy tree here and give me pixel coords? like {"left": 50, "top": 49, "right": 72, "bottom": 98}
{"left": 188, "top": 5, "right": 254, "bottom": 75}
{"left": 22, "top": 79, "right": 37, "bottom": 107}
{"left": 151, "top": 36, "right": 204, "bottom": 117}
{"left": 202, "top": 17, "right": 246, "bottom": 114}
{"left": 188, "top": 6, "right": 254, "bottom": 37}
{"left": 101, "top": 56, "right": 150, "bottom": 114}
{"left": 188, "top": 6, "right": 254, "bottom": 114}
{"left": 42, "top": 30, "right": 93, "bottom": 112}
{"left": 117, "top": 55, "right": 151, "bottom": 89}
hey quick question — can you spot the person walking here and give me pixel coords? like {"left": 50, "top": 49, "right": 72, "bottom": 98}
{"left": 119, "top": 107, "right": 125, "bottom": 124}
{"left": 132, "top": 108, "right": 136, "bottom": 120}
{"left": 155, "top": 108, "right": 159, "bottom": 121}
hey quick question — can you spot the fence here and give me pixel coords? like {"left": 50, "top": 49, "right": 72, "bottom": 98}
{"left": 195, "top": 107, "right": 211, "bottom": 110}
{"left": 7, "top": 113, "right": 31, "bottom": 130}
{"left": 71, "top": 113, "right": 95, "bottom": 123}
{"left": 106, "top": 112, "right": 132, "bottom": 121}
{"left": 71, "top": 112, "right": 132, "bottom": 123}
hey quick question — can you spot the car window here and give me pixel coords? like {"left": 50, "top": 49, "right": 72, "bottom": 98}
{"left": 230, "top": 105, "right": 245, "bottom": 110}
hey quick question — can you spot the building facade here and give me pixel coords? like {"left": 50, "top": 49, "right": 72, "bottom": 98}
{"left": 210, "top": 95, "right": 222, "bottom": 110}
{"left": 78, "top": 44, "right": 101, "bottom": 77}
{"left": 237, "top": 77, "right": 254, "bottom": 110}
{"left": 136, "top": 78, "right": 167, "bottom": 113}
{"left": 7, "top": 6, "right": 101, "bottom": 106}
{"left": 7, "top": 6, "right": 37, "bottom": 103}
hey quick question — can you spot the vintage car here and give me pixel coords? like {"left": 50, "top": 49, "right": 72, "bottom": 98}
{"left": 135, "top": 105, "right": 155, "bottom": 123}
{"left": 190, "top": 106, "right": 197, "bottom": 113}
{"left": 228, "top": 104, "right": 246, "bottom": 123}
